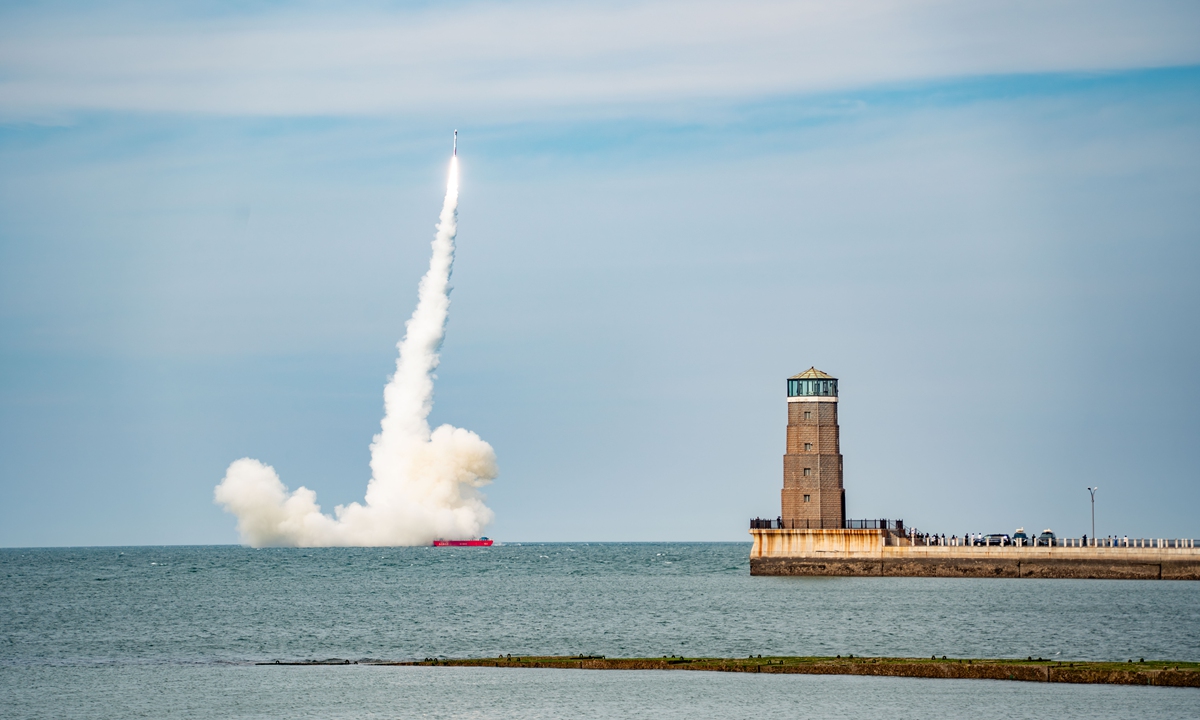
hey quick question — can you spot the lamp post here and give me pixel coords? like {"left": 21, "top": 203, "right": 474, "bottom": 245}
{"left": 1087, "top": 487, "right": 1098, "bottom": 546}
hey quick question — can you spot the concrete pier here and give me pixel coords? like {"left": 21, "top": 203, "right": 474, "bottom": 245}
{"left": 750, "top": 529, "right": 1200, "bottom": 580}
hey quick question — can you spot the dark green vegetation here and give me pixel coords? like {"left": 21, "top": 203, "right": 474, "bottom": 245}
{"left": 259, "top": 655, "right": 1200, "bottom": 688}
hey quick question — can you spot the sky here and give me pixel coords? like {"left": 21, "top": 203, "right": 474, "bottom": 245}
{"left": 1, "top": 0, "right": 1198, "bottom": 546}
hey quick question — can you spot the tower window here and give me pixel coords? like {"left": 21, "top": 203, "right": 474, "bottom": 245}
{"left": 803, "top": 468, "right": 811, "bottom": 476}
{"left": 803, "top": 411, "right": 812, "bottom": 420}
{"left": 804, "top": 443, "right": 813, "bottom": 451}
{"left": 803, "top": 495, "right": 811, "bottom": 503}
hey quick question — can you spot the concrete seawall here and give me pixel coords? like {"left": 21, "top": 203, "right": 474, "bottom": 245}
{"left": 750, "top": 529, "right": 1200, "bottom": 580}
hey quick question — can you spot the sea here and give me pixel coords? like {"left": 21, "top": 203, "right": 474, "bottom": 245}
{"left": 2, "top": 543, "right": 1197, "bottom": 718}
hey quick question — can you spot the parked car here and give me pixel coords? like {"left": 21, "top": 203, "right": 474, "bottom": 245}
{"left": 1036, "top": 529, "right": 1057, "bottom": 547}
{"left": 982, "top": 533, "right": 1011, "bottom": 546}
{"left": 1012, "top": 528, "right": 1030, "bottom": 545}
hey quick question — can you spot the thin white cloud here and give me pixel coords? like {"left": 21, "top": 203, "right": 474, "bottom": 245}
{"left": 0, "top": 0, "right": 1197, "bottom": 118}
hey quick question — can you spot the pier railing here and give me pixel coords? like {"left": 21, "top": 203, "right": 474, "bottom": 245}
{"left": 749, "top": 520, "right": 1197, "bottom": 550}
{"left": 937, "top": 536, "right": 1198, "bottom": 548}
{"left": 1054, "top": 538, "right": 1196, "bottom": 549}
{"left": 876, "top": 534, "right": 1197, "bottom": 548}
{"left": 750, "top": 518, "right": 904, "bottom": 531}
{"left": 893, "top": 535, "right": 1197, "bottom": 548}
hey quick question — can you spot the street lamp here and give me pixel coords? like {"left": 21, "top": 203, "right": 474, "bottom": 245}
{"left": 1087, "top": 487, "right": 1098, "bottom": 546}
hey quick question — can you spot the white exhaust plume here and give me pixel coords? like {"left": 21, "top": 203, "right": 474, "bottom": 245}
{"left": 214, "top": 155, "right": 497, "bottom": 547}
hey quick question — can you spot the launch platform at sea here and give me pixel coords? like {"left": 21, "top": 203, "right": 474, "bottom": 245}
{"left": 750, "top": 368, "right": 1200, "bottom": 581}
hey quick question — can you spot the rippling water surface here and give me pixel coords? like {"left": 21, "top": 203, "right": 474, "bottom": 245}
{"left": 2, "top": 544, "right": 1197, "bottom": 718}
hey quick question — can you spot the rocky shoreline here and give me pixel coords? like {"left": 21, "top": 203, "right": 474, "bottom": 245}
{"left": 259, "top": 655, "right": 1200, "bottom": 688}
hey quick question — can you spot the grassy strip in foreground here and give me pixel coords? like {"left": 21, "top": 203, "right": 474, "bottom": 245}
{"left": 336, "top": 655, "right": 1200, "bottom": 687}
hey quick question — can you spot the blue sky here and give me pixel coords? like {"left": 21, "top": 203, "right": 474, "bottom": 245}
{"left": 2, "top": 1, "right": 1199, "bottom": 545}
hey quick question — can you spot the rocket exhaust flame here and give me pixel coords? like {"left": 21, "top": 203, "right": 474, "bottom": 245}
{"left": 214, "top": 149, "right": 497, "bottom": 547}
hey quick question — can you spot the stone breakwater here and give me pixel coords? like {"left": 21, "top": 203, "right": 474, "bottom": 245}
{"left": 749, "top": 529, "right": 1200, "bottom": 580}
{"left": 260, "top": 656, "right": 1200, "bottom": 688}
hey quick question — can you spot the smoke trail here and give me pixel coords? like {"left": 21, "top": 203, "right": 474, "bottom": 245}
{"left": 214, "top": 156, "right": 497, "bottom": 547}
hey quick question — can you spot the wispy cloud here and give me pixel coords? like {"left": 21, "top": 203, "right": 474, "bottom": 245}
{"left": 1, "top": 0, "right": 1198, "bottom": 119}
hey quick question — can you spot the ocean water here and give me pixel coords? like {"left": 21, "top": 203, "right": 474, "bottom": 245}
{"left": 2, "top": 543, "right": 1197, "bottom": 718}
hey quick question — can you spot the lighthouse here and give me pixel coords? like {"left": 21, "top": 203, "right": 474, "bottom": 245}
{"left": 781, "top": 367, "right": 845, "bottom": 529}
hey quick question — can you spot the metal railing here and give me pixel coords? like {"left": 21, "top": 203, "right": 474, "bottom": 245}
{"left": 897, "top": 535, "right": 1198, "bottom": 548}
{"left": 750, "top": 518, "right": 904, "bottom": 531}
{"left": 845, "top": 519, "right": 904, "bottom": 531}
{"left": 1056, "top": 537, "right": 1196, "bottom": 549}
{"left": 907, "top": 535, "right": 1197, "bottom": 548}
{"left": 748, "top": 521, "right": 1198, "bottom": 550}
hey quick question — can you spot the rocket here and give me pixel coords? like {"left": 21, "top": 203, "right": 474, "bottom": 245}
{"left": 453, "top": 130, "right": 457, "bottom": 156}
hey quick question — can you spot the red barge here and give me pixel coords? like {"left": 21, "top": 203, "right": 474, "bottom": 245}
{"left": 432, "top": 538, "right": 493, "bottom": 547}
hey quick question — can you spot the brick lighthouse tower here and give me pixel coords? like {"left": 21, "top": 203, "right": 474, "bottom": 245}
{"left": 781, "top": 367, "right": 844, "bottom": 529}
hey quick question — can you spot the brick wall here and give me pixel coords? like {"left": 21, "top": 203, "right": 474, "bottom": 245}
{"left": 781, "top": 399, "right": 844, "bottom": 527}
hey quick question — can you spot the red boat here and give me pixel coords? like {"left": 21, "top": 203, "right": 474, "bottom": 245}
{"left": 432, "top": 537, "right": 493, "bottom": 547}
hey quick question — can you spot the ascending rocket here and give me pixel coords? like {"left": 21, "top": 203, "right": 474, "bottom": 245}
{"left": 453, "top": 130, "right": 457, "bottom": 156}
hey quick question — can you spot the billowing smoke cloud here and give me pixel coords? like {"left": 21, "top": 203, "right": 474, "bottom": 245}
{"left": 214, "top": 156, "right": 497, "bottom": 547}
